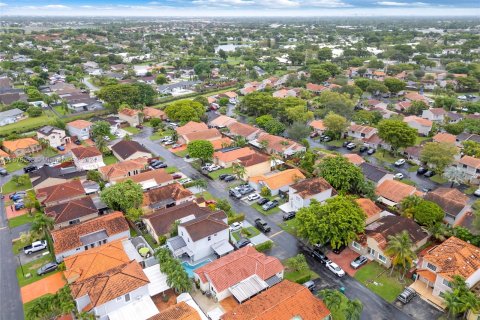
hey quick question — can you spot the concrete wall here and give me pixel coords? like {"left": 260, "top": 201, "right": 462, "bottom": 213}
{"left": 93, "top": 285, "right": 149, "bottom": 320}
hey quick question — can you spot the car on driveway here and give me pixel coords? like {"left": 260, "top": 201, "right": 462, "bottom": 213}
{"left": 0, "top": 168, "right": 7, "bottom": 176}
{"left": 37, "top": 262, "right": 58, "bottom": 276}
{"left": 424, "top": 170, "right": 435, "bottom": 177}
{"left": 359, "top": 146, "right": 368, "bottom": 153}
{"left": 395, "top": 173, "right": 404, "bottom": 180}
{"left": 283, "top": 211, "right": 296, "bottom": 220}
{"left": 247, "top": 193, "right": 260, "bottom": 201}
{"left": 257, "top": 197, "right": 268, "bottom": 205}
{"left": 234, "top": 238, "right": 251, "bottom": 250}
{"left": 262, "top": 200, "right": 279, "bottom": 211}
{"left": 179, "top": 178, "right": 192, "bottom": 185}
{"left": 255, "top": 218, "right": 271, "bottom": 233}
{"left": 311, "top": 249, "right": 331, "bottom": 265}
{"left": 326, "top": 261, "right": 345, "bottom": 277}
{"left": 474, "top": 189, "right": 480, "bottom": 197}
{"left": 322, "top": 136, "right": 332, "bottom": 142}
{"left": 14, "top": 203, "right": 25, "bottom": 210}
{"left": 417, "top": 167, "right": 428, "bottom": 175}
{"left": 224, "top": 175, "right": 236, "bottom": 182}
{"left": 394, "top": 159, "right": 406, "bottom": 166}
{"left": 219, "top": 174, "right": 229, "bottom": 180}
{"left": 56, "top": 146, "right": 65, "bottom": 151}
{"left": 23, "top": 156, "right": 34, "bottom": 163}
{"left": 346, "top": 142, "right": 356, "bottom": 150}
{"left": 367, "top": 148, "right": 376, "bottom": 155}
{"left": 207, "top": 165, "right": 221, "bottom": 172}
{"left": 229, "top": 222, "right": 243, "bottom": 232}
{"left": 350, "top": 255, "right": 368, "bottom": 269}
{"left": 23, "top": 165, "right": 37, "bottom": 173}
{"left": 10, "top": 191, "right": 26, "bottom": 199}
{"left": 229, "top": 189, "right": 242, "bottom": 199}
{"left": 397, "top": 287, "right": 417, "bottom": 304}
{"left": 239, "top": 186, "right": 254, "bottom": 195}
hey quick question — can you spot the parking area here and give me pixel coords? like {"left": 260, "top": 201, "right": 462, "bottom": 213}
{"left": 5, "top": 205, "right": 27, "bottom": 219}
{"left": 326, "top": 247, "right": 361, "bottom": 277}
{"left": 20, "top": 272, "right": 66, "bottom": 303}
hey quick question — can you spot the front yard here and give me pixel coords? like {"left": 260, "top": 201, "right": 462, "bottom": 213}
{"left": 16, "top": 254, "right": 58, "bottom": 287}
{"left": 2, "top": 176, "right": 33, "bottom": 194}
{"left": 9, "top": 213, "right": 34, "bottom": 229}
{"left": 123, "top": 126, "right": 141, "bottom": 135}
{"left": 231, "top": 226, "right": 261, "bottom": 242}
{"left": 208, "top": 167, "right": 234, "bottom": 180}
{"left": 354, "top": 262, "right": 412, "bottom": 302}
{"left": 103, "top": 155, "right": 118, "bottom": 165}
{"left": 251, "top": 197, "right": 284, "bottom": 216}
{"left": 5, "top": 161, "right": 27, "bottom": 173}
{"left": 284, "top": 269, "right": 318, "bottom": 284}
{"left": 280, "top": 218, "right": 298, "bottom": 236}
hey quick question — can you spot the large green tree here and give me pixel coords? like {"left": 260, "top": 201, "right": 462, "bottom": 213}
{"left": 323, "top": 112, "right": 347, "bottom": 139}
{"left": 164, "top": 100, "right": 204, "bottom": 123}
{"left": 420, "top": 142, "right": 458, "bottom": 174}
{"left": 377, "top": 119, "right": 417, "bottom": 153}
{"left": 319, "top": 289, "right": 363, "bottom": 320}
{"left": 384, "top": 78, "right": 406, "bottom": 94}
{"left": 316, "top": 156, "right": 364, "bottom": 193}
{"left": 313, "top": 91, "right": 356, "bottom": 118}
{"left": 187, "top": 140, "right": 214, "bottom": 164}
{"left": 91, "top": 121, "right": 111, "bottom": 139}
{"left": 443, "top": 276, "right": 480, "bottom": 319}
{"left": 101, "top": 179, "right": 143, "bottom": 212}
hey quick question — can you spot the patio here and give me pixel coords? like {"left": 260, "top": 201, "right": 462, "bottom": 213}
{"left": 409, "top": 280, "right": 446, "bottom": 310}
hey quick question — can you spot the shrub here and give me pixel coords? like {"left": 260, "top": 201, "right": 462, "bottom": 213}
{"left": 228, "top": 214, "right": 245, "bottom": 225}
{"left": 260, "top": 186, "right": 271, "bottom": 197}
{"left": 255, "top": 240, "right": 273, "bottom": 252}
{"left": 293, "top": 273, "right": 312, "bottom": 284}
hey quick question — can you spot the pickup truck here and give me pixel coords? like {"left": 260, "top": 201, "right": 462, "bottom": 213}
{"left": 254, "top": 218, "right": 271, "bottom": 233}
{"left": 24, "top": 240, "right": 47, "bottom": 255}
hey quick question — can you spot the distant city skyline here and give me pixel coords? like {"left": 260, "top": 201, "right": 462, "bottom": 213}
{"left": 0, "top": 0, "right": 479, "bottom": 16}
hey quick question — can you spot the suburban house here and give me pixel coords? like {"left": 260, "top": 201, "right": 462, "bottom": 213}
{"left": 456, "top": 133, "right": 480, "bottom": 147}
{"left": 118, "top": 108, "right": 143, "bottom": 127}
{"left": 226, "top": 122, "right": 261, "bottom": 141}
{"left": 306, "top": 83, "right": 328, "bottom": 94}
{"left": 403, "top": 116, "right": 433, "bottom": 136}
{"left": 29, "top": 165, "right": 86, "bottom": 189}
{"left": 209, "top": 115, "right": 237, "bottom": 129}
{"left": 375, "top": 180, "right": 422, "bottom": 206}
{"left": 51, "top": 211, "right": 130, "bottom": 262}
{"left": 143, "top": 201, "right": 215, "bottom": 241}
{"left": 221, "top": 280, "right": 331, "bottom": 320}
{"left": 0, "top": 108, "right": 24, "bottom": 127}
{"left": 120, "top": 169, "right": 174, "bottom": 191}
{"left": 167, "top": 210, "right": 233, "bottom": 263}
{"left": 433, "top": 133, "right": 456, "bottom": 145}
{"left": 234, "top": 152, "right": 271, "bottom": 181}
{"left": 111, "top": 140, "right": 152, "bottom": 161}
{"left": 219, "top": 91, "right": 238, "bottom": 104}
{"left": 37, "top": 126, "right": 69, "bottom": 148}
{"left": 404, "top": 146, "right": 423, "bottom": 165}
{"left": 251, "top": 133, "right": 306, "bottom": 158}
{"left": 355, "top": 198, "right": 383, "bottom": 225}
{"left": 249, "top": 169, "right": 306, "bottom": 196}
{"left": 2, "top": 138, "right": 41, "bottom": 157}
{"left": 71, "top": 146, "right": 105, "bottom": 171}
{"left": 67, "top": 120, "right": 93, "bottom": 141}
{"left": 45, "top": 196, "right": 99, "bottom": 229}
{"left": 344, "top": 153, "right": 365, "bottom": 166}
{"left": 422, "top": 108, "right": 447, "bottom": 122}
{"left": 142, "top": 182, "right": 195, "bottom": 212}
{"left": 360, "top": 162, "right": 395, "bottom": 186}
{"left": 213, "top": 147, "right": 256, "bottom": 168}
{"left": 36, "top": 179, "right": 86, "bottom": 207}
{"left": 452, "top": 156, "right": 480, "bottom": 184}
{"left": 212, "top": 137, "right": 234, "bottom": 151}
{"left": 282, "top": 177, "right": 336, "bottom": 213}
{"left": 194, "top": 246, "right": 284, "bottom": 302}
{"left": 142, "top": 106, "right": 166, "bottom": 120}
{"left": 309, "top": 120, "right": 326, "bottom": 134}
{"left": 351, "top": 215, "right": 429, "bottom": 268}
{"left": 181, "top": 128, "right": 222, "bottom": 144}
{"left": 347, "top": 124, "right": 377, "bottom": 141}
{"left": 98, "top": 158, "right": 148, "bottom": 182}
{"left": 405, "top": 92, "right": 432, "bottom": 104}
{"left": 424, "top": 188, "right": 470, "bottom": 226}
{"left": 414, "top": 237, "right": 480, "bottom": 305}
{"left": 176, "top": 121, "right": 209, "bottom": 136}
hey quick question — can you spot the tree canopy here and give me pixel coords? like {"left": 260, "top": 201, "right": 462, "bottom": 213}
{"left": 187, "top": 140, "right": 214, "bottom": 163}
{"left": 316, "top": 156, "right": 365, "bottom": 194}
{"left": 164, "top": 99, "right": 205, "bottom": 123}
{"left": 420, "top": 142, "right": 458, "bottom": 174}
{"left": 377, "top": 119, "right": 417, "bottom": 152}
{"left": 100, "top": 179, "right": 143, "bottom": 213}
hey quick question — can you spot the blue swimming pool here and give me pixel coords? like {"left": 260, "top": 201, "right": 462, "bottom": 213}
{"left": 182, "top": 259, "right": 211, "bottom": 278}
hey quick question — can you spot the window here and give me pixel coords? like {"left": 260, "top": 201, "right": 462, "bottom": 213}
{"left": 378, "top": 254, "right": 387, "bottom": 263}
{"left": 442, "top": 279, "right": 452, "bottom": 288}
{"left": 208, "top": 236, "right": 211, "bottom": 241}
{"left": 463, "top": 164, "right": 467, "bottom": 168}
{"left": 426, "top": 263, "right": 437, "bottom": 271}
{"left": 368, "top": 247, "right": 376, "bottom": 256}
{"left": 352, "top": 242, "right": 361, "bottom": 250}
{"left": 116, "top": 296, "right": 123, "bottom": 301}
{"left": 125, "top": 293, "right": 130, "bottom": 302}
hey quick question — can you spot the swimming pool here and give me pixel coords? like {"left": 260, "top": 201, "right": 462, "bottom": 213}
{"left": 182, "top": 259, "right": 212, "bottom": 278}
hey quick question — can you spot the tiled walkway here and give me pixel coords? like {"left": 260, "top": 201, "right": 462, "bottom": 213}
{"left": 21, "top": 272, "right": 66, "bottom": 303}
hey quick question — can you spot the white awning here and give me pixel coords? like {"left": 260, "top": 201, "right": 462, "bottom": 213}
{"left": 212, "top": 241, "right": 234, "bottom": 257}
{"left": 107, "top": 295, "right": 159, "bottom": 320}
{"left": 143, "top": 264, "right": 170, "bottom": 296}
{"left": 228, "top": 274, "right": 268, "bottom": 303}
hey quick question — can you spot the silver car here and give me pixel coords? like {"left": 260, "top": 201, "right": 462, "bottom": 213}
{"left": 350, "top": 255, "right": 368, "bottom": 269}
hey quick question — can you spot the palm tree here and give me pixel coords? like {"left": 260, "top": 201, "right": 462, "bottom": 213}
{"left": 385, "top": 231, "right": 417, "bottom": 278}
{"left": 166, "top": 266, "right": 191, "bottom": 294}
{"left": 95, "top": 137, "right": 109, "bottom": 155}
{"left": 232, "top": 162, "right": 246, "bottom": 180}
{"left": 399, "top": 195, "right": 422, "bottom": 219}
{"left": 318, "top": 289, "right": 343, "bottom": 311}
{"left": 345, "top": 299, "right": 363, "bottom": 320}
{"left": 269, "top": 153, "right": 279, "bottom": 170}
{"left": 444, "top": 276, "right": 480, "bottom": 319}
{"left": 31, "top": 213, "right": 54, "bottom": 239}
{"left": 191, "top": 179, "right": 208, "bottom": 195}
{"left": 428, "top": 223, "right": 452, "bottom": 242}
{"left": 234, "top": 136, "right": 247, "bottom": 147}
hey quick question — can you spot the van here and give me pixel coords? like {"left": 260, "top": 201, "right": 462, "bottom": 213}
{"left": 303, "top": 280, "right": 316, "bottom": 291}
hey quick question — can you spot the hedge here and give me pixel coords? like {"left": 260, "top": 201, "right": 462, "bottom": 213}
{"left": 255, "top": 240, "right": 273, "bottom": 252}
{"left": 293, "top": 273, "right": 312, "bottom": 284}
{"left": 228, "top": 214, "right": 245, "bottom": 225}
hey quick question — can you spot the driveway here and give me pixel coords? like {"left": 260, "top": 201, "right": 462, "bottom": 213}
{"left": 20, "top": 272, "right": 66, "bottom": 303}
{"left": 326, "top": 247, "right": 361, "bottom": 277}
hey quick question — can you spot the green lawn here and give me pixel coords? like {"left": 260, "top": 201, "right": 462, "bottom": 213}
{"left": 149, "top": 131, "right": 165, "bottom": 141}
{"left": 12, "top": 237, "right": 30, "bottom": 254}
{"left": 415, "top": 136, "right": 430, "bottom": 145}
{"left": 0, "top": 115, "right": 54, "bottom": 136}
{"left": 5, "top": 161, "right": 27, "bottom": 173}
{"left": 354, "top": 262, "right": 411, "bottom": 302}
{"left": 8, "top": 213, "right": 34, "bottom": 229}
{"left": 401, "top": 179, "right": 416, "bottom": 186}
{"left": 280, "top": 218, "right": 298, "bottom": 236}
{"left": 465, "top": 185, "right": 478, "bottom": 195}
{"left": 53, "top": 105, "right": 70, "bottom": 115}
{"left": 284, "top": 269, "right": 318, "bottom": 284}
{"left": 251, "top": 201, "right": 281, "bottom": 216}
{"left": 174, "top": 149, "right": 189, "bottom": 158}
{"left": 165, "top": 166, "right": 179, "bottom": 174}
{"left": 208, "top": 167, "right": 234, "bottom": 180}
{"left": 16, "top": 254, "right": 58, "bottom": 287}
{"left": 231, "top": 226, "right": 261, "bottom": 241}
{"left": 103, "top": 155, "right": 118, "bottom": 165}
{"left": 42, "top": 148, "right": 58, "bottom": 157}
{"left": 430, "top": 175, "right": 448, "bottom": 184}
{"left": 142, "top": 232, "right": 159, "bottom": 249}
{"left": 123, "top": 126, "right": 141, "bottom": 134}
{"left": 227, "top": 56, "right": 243, "bottom": 65}
{"left": 407, "top": 165, "right": 419, "bottom": 173}
{"left": 325, "top": 139, "right": 347, "bottom": 147}
{"left": 373, "top": 149, "right": 397, "bottom": 164}
{"left": 2, "top": 178, "right": 32, "bottom": 194}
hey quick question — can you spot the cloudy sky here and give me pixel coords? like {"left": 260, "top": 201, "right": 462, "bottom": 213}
{"left": 0, "top": 0, "right": 479, "bottom": 16}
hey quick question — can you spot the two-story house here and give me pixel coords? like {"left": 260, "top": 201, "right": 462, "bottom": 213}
{"left": 2, "top": 138, "right": 41, "bottom": 158}
{"left": 118, "top": 108, "right": 143, "bottom": 127}
{"left": 347, "top": 124, "right": 377, "bottom": 141}
{"left": 98, "top": 158, "right": 148, "bottom": 182}
{"left": 213, "top": 147, "right": 256, "bottom": 168}
{"left": 249, "top": 169, "right": 306, "bottom": 196}
{"left": 283, "top": 177, "right": 336, "bottom": 213}
{"left": 67, "top": 120, "right": 93, "bottom": 141}
{"left": 452, "top": 156, "right": 480, "bottom": 184}
{"left": 422, "top": 108, "right": 447, "bottom": 123}
{"left": 142, "top": 182, "right": 195, "bottom": 213}
{"left": 71, "top": 146, "right": 105, "bottom": 171}
{"left": 37, "top": 126, "right": 70, "bottom": 148}
{"left": 403, "top": 116, "right": 433, "bottom": 136}
{"left": 424, "top": 188, "right": 470, "bottom": 226}
{"left": 234, "top": 152, "right": 271, "bottom": 181}
{"left": 309, "top": 120, "right": 326, "bottom": 135}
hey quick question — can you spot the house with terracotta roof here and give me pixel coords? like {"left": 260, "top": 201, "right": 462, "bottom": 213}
{"left": 251, "top": 133, "right": 306, "bottom": 158}
{"left": 234, "top": 152, "right": 271, "bottom": 181}
{"left": 213, "top": 147, "right": 256, "bottom": 168}
{"left": 142, "top": 182, "right": 195, "bottom": 213}
{"left": 119, "top": 169, "right": 174, "bottom": 191}
{"left": 249, "top": 169, "right": 306, "bottom": 196}
{"left": 425, "top": 188, "right": 470, "bottom": 226}
{"left": 167, "top": 210, "right": 232, "bottom": 263}
{"left": 405, "top": 92, "right": 432, "bottom": 104}
{"left": 309, "top": 119, "right": 326, "bottom": 134}
{"left": 355, "top": 198, "right": 382, "bottom": 225}
{"left": 148, "top": 300, "right": 202, "bottom": 320}
{"left": 273, "top": 88, "right": 297, "bottom": 99}
{"left": 422, "top": 108, "right": 446, "bottom": 122}
{"left": 194, "top": 246, "right": 284, "bottom": 302}
{"left": 415, "top": 237, "right": 480, "bottom": 304}
{"left": 143, "top": 107, "right": 166, "bottom": 120}
{"left": 351, "top": 215, "right": 429, "bottom": 268}
{"left": 375, "top": 179, "right": 422, "bottom": 206}
{"left": 71, "top": 146, "right": 105, "bottom": 171}
{"left": 51, "top": 211, "right": 130, "bottom": 262}
{"left": 2, "top": 137, "right": 41, "bottom": 157}
{"left": 67, "top": 120, "right": 93, "bottom": 140}
{"left": 403, "top": 116, "right": 433, "bottom": 136}
{"left": 306, "top": 83, "right": 328, "bottom": 94}
{"left": 37, "top": 126, "right": 70, "bottom": 149}
{"left": 433, "top": 133, "right": 456, "bottom": 145}
{"left": 209, "top": 115, "right": 237, "bottom": 129}
{"left": 99, "top": 158, "right": 148, "bottom": 182}
{"left": 45, "top": 196, "right": 99, "bottom": 229}
{"left": 176, "top": 121, "right": 209, "bottom": 136}
{"left": 211, "top": 137, "right": 234, "bottom": 151}
{"left": 111, "top": 140, "right": 152, "bottom": 161}
{"left": 226, "top": 122, "right": 261, "bottom": 141}
{"left": 219, "top": 91, "right": 238, "bottom": 104}
{"left": 118, "top": 107, "right": 143, "bottom": 127}
{"left": 36, "top": 179, "right": 86, "bottom": 207}
{"left": 180, "top": 128, "right": 222, "bottom": 145}
{"left": 453, "top": 155, "right": 480, "bottom": 184}
{"left": 347, "top": 124, "right": 377, "bottom": 141}
{"left": 221, "top": 280, "right": 331, "bottom": 320}
{"left": 284, "top": 177, "right": 335, "bottom": 212}
{"left": 344, "top": 153, "right": 365, "bottom": 166}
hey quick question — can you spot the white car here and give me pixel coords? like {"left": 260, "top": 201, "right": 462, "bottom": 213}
{"left": 474, "top": 189, "right": 480, "bottom": 197}
{"left": 47, "top": 161, "right": 59, "bottom": 167}
{"left": 395, "top": 173, "right": 404, "bottom": 180}
{"left": 394, "top": 159, "right": 406, "bottom": 166}
{"left": 326, "top": 261, "right": 345, "bottom": 277}
{"left": 247, "top": 193, "right": 260, "bottom": 201}
{"left": 208, "top": 165, "right": 221, "bottom": 172}
{"left": 179, "top": 178, "right": 192, "bottom": 185}
{"left": 229, "top": 222, "right": 243, "bottom": 232}
{"left": 458, "top": 95, "right": 467, "bottom": 101}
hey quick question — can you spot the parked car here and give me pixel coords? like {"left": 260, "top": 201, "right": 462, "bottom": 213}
{"left": 11, "top": 194, "right": 25, "bottom": 201}
{"left": 207, "top": 165, "right": 221, "bottom": 172}
{"left": 332, "top": 244, "right": 346, "bottom": 254}
{"left": 219, "top": 174, "right": 229, "bottom": 180}
{"left": 424, "top": 170, "right": 435, "bottom": 177}
{"left": 229, "top": 222, "right": 243, "bottom": 232}
{"left": 234, "top": 238, "right": 251, "bottom": 250}
{"left": 23, "top": 240, "right": 47, "bottom": 255}
{"left": 14, "top": 203, "right": 24, "bottom": 210}
{"left": 135, "top": 124, "right": 144, "bottom": 129}
{"left": 416, "top": 167, "right": 428, "bottom": 175}
{"left": 23, "top": 156, "right": 34, "bottom": 163}
{"left": 359, "top": 146, "right": 368, "bottom": 153}
{"left": 395, "top": 173, "right": 404, "bottom": 180}
{"left": 0, "top": 168, "right": 8, "bottom": 176}
{"left": 37, "top": 262, "right": 58, "bottom": 276}
{"left": 179, "top": 178, "right": 192, "bottom": 185}
{"left": 394, "top": 159, "right": 406, "bottom": 166}
{"left": 247, "top": 193, "right": 260, "bottom": 201}
{"left": 257, "top": 197, "right": 268, "bottom": 205}
{"left": 262, "top": 200, "right": 279, "bottom": 211}
{"left": 172, "top": 173, "right": 182, "bottom": 179}
{"left": 367, "top": 148, "right": 376, "bottom": 155}
{"left": 397, "top": 287, "right": 417, "bottom": 304}
{"left": 10, "top": 191, "right": 26, "bottom": 199}
{"left": 312, "top": 249, "right": 331, "bottom": 264}
{"left": 164, "top": 140, "right": 174, "bottom": 145}
{"left": 283, "top": 211, "right": 296, "bottom": 220}
{"left": 322, "top": 136, "right": 332, "bottom": 142}
{"left": 350, "top": 256, "right": 368, "bottom": 269}
{"left": 255, "top": 218, "right": 271, "bottom": 233}
{"left": 342, "top": 141, "right": 351, "bottom": 147}
{"left": 160, "top": 136, "right": 172, "bottom": 143}
{"left": 171, "top": 143, "right": 183, "bottom": 149}
{"left": 474, "top": 188, "right": 480, "bottom": 197}
{"left": 150, "top": 159, "right": 161, "bottom": 166}
{"left": 23, "top": 165, "right": 37, "bottom": 173}
{"left": 239, "top": 186, "right": 254, "bottom": 195}
{"left": 346, "top": 142, "right": 356, "bottom": 150}
{"left": 303, "top": 280, "right": 316, "bottom": 291}
{"left": 229, "top": 189, "right": 242, "bottom": 199}
{"left": 224, "top": 175, "right": 236, "bottom": 182}
{"left": 47, "top": 161, "right": 59, "bottom": 167}
{"left": 310, "top": 131, "right": 319, "bottom": 138}
{"left": 56, "top": 146, "right": 65, "bottom": 151}
{"left": 326, "top": 261, "right": 345, "bottom": 277}
{"left": 73, "top": 139, "right": 81, "bottom": 145}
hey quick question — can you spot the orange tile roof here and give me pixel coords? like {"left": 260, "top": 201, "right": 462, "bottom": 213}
{"left": 148, "top": 302, "right": 200, "bottom": 320}
{"left": 211, "top": 137, "right": 234, "bottom": 150}
{"left": 195, "top": 246, "right": 284, "bottom": 293}
{"left": 404, "top": 116, "right": 433, "bottom": 127}
{"left": 355, "top": 198, "right": 382, "bottom": 218}
{"left": 0, "top": 149, "right": 9, "bottom": 158}
{"left": 3, "top": 138, "right": 39, "bottom": 152}
{"left": 375, "top": 180, "right": 418, "bottom": 203}
{"left": 176, "top": 121, "right": 209, "bottom": 136}
{"left": 459, "top": 155, "right": 480, "bottom": 169}
{"left": 71, "top": 146, "right": 102, "bottom": 159}
{"left": 184, "top": 128, "right": 222, "bottom": 142}
{"left": 250, "top": 169, "right": 306, "bottom": 190}
{"left": 120, "top": 168, "right": 173, "bottom": 185}
{"left": 349, "top": 124, "right": 377, "bottom": 135}
{"left": 309, "top": 120, "right": 325, "bottom": 130}
{"left": 344, "top": 153, "right": 365, "bottom": 165}
{"left": 227, "top": 122, "right": 259, "bottom": 137}
{"left": 143, "top": 107, "right": 166, "bottom": 119}
{"left": 433, "top": 133, "right": 456, "bottom": 144}
{"left": 421, "top": 236, "right": 480, "bottom": 281}
{"left": 257, "top": 133, "right": 303, "bottom": 154}
{"left": 417, "top": 269, "right": 437, "bottom": 283}
{"left": 142, "top": 182, "right": 193, "bottom": 207}
{"left": 64, "top": 240, "right": 130, "bottom": 283}
{"left": 70, "top": 260, "right": 149, "bottom": 310}
{"left": 67, "top": 119, "right": 93, "bottom": 129}
{"left": 290, "top": 177, "right": 335, "bottom": 199}
{"left": 222, "top": 280, "right": 330, "bottom": 320}
{"left": 36, "top": 179, "right": 85, "bottom": 205}
{"left": 221, "top": 91, "right": 238, "bottom": 99}
{"left": 237, "top": 152, "right": 270, "bottom": 167}
{"left": 210, "top": 115, "right": 237, "bottom": 128}
{"left": 306, "top": 83, "right": 327, "bottom": 92}
{"left": 99, "top": 158, "right": 148, "bottom": 181}
{"left": 405, "top": 92, "right": 428, "bottom": 102}
{"left": 119, "top": 107, "right": 140, "bottom": 117}
{"left": 214, "top": 147, "right": 256, "bottom": 164}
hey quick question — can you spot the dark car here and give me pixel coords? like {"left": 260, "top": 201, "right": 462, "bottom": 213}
{"left": 350, "top": 255, "right": 368, "bottom": 269}
{"left": 135, "top": 124, "right": 144, "bottom": 129}
{"left": 74, "top": 139, "right": 81, "bottom": 145}
{"left": 311, "top": 249, "right": 331, "bottom": 264}
{"left": 0, "top": 168, "right": 8, "bottom": 176}
{"left": 234, "top": 238, "right": 251, "bottom": 250}
{"left": 417, "top": 167, "right": 428, "bottom": 175}
{"left": 257, "top": 197, "right": 268, "bottom": 205}
{"left": 23, "top": 156, "right": 34, "bottom": 163}
{"left": 283, "top": 211, "right": 296, "bottom": 220}
{"left": 219, "top": 174, "right": 229, "bottom": 180}
{"left": 332, "top": 244, "right": 346, "bottom": 254}
{"left": 224, "top": 175, "right": 236, "bottom": 182}
{"left": 37, "top": 262, "right": 58, "bottom": 276}
{"left": 255, "top": 218, "right": 271, "bottom": 233}
{"left": 56, "top": 146, "right": 65, "bottom": 151}
{"left": 310, "top": 131, "right": 319, "bottom": 138}
{"left": 172, "top": 173, "right": 182, "bottom": 179}
{"left": 15, "top": 203, "right": 24, "bottom": 210}
{"left": 359, "top": 146, "right": 368, "bottom": 153}
{"left": 150, "top": 159, "right": 161, "bottom": 166}
{"left": 424, "top": 170, "right": 435, "bottom": 177}
{"left": 23, "top": 165, "right": 37, "bottom": 173}
{"left": 157, "top": 163, "right": 168, "bottom": 168}
{"left": 367, "top": 148, "right": 376, "bottom": 155}
{"left": 9, "top": 191, "right": 26, "bottom": 199}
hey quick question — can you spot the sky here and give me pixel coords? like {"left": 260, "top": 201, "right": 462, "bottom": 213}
{"left": 0, "top": 0, "right": 479, "bottom": 16}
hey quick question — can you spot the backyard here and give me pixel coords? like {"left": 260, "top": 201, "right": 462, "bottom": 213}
{"left": 103, "top": 155, "right": 118, "bottom": 165}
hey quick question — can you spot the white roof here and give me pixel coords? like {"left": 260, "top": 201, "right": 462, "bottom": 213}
{"left": 212, "top": 240, "right": 234, "bottom": 257}
{"left": 228, "top": 274, "right": 269, "bottom": 303}
{"left": 143, "top": 264, "right": 170, "bottom": 296}
{"left": 107, "top": 295, "right": 159, "bottom": 320}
